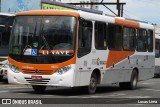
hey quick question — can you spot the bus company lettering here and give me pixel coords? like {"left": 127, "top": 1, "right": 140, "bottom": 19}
{"left": 41, "top": 50, "right": 70, "bottom": 55}
{"left": 22, "top": 66, "right": 34, "bottom": 69}
{"left": 92, "top": 58, "right": 106, "bottom": 65}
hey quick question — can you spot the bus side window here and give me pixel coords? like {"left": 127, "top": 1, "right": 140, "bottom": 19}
{"left": 78, "top": 20, "right": 92, "bottom": 58}
{"left": 136, "top": 29, "right": 147, "bottom": 52}
{"left": 148, "top": 30, "right": 153, "bottom": 52}
{"left": 2, "top": 24, "right": 11, "bottom": 45}
{"left": 95, "top": 21, "right": 107, "bottom": 50}
{"left": 108, "top": 23, "right": 122, "bottom": 50}
{"left": 155, "top": 39, "right": 160, "bottom": 58}
{"left": 123, "top": 27, "right": 135, "bottom": 50}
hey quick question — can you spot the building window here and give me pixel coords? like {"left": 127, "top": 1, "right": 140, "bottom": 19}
{"left": 86, "top": 1, "right": 89, "bottom": 7}
{"left": 108, "top": 24, "right": 122, "bottom": 50}
{"left": 95, "top": 21, "right": 107, "bottom": 50}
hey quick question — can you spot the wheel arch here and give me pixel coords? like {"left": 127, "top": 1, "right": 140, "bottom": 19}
{"left": 92, "top": 68, "right": 101, "bottom": 84}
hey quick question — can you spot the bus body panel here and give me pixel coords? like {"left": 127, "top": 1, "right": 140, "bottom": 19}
{"left": 75, "top": 53, "right": 92, "bottom": 86}
{"left": 155, "top": 35, "right": 160, "bottom": 76}
{"left": 155, "top": 58, "right": 160, "bottom": 75}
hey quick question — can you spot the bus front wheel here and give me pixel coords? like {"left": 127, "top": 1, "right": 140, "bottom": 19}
{"left": 86, "top": 72, "right": 97, "bottom": 94}
{"left": 32, "top": 85, "right": 46, "bottom": 93}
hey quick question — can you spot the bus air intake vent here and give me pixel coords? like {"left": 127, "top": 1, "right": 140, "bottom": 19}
{"left": 24, "top": 77, "right": 50, "bottom": 84}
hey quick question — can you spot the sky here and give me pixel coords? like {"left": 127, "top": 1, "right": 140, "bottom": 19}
{"left": 98, "top": 0, "right": 160, "bottom": 25}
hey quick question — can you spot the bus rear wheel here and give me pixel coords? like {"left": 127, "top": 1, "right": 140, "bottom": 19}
{"left": 86, "top": 72, "right": 97, "bottom": 94}
{"left": 119, "top": 70, "right": 138, "bottom": 90}
{"left": 32, "top": 85, "right": 46, "bottom": 93}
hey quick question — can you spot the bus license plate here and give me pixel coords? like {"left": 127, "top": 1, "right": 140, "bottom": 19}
{"left": 31, "top": 76, "right": 42, "bottom": 80}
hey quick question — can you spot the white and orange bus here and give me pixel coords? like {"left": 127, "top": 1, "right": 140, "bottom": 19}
{"left": 155, "top": 35, "right": 160, "bottom": 77}
{"left": 7, "top": 10, "right": 154, "bottom": 94}
{"left": 0, "top": 13, "right": 14, "bottom": 80}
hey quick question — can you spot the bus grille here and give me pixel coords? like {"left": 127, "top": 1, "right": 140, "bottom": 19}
{"left": 24, "top": 77, "right": 50, "bottom": 84}
{"left": 22, "top": 69, "right": 53, "bottom": 75}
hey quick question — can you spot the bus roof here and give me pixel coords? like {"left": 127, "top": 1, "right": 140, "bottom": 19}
{"left": 156, "top": 35, "right": 160, "bottom": 39}
{"left": 15, "top": 10, "right": 154, "bottom": 30}
{"left": 0, "top": 13, "right": 14, "bottom": 16}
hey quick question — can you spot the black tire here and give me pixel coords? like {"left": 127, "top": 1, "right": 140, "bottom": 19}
{"left": 86, "top": 72, "right": 98, "bottom": 94}
{"left": 119, "top": 70, "right": 138, "bottom": 90}
{"left": 0, "top": 75, "right": 3, "bottom": 81}
{"left": 32, "top": 85, "right": 46, "bottom": 93}
{"left": 154, "top": 74, "right": 160, "bottom": 78}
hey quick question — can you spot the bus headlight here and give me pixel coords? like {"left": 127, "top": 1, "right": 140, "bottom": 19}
{"left": 56, "top": 65, "right": 71, "bottom": 75}
{"left": 8, "top": 63, "right": 20, "bottom": 73}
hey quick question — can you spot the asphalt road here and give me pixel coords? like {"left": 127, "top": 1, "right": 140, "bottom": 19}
{"left": 0, "top": 78, "right": 160, "bottom": 106}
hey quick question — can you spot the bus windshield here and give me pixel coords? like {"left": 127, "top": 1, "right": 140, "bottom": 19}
{"left": 9, "top": 16, "right": 76, "bottom": 64}
{"left": 0, "top": 15, "right": 14, "bottom": 56}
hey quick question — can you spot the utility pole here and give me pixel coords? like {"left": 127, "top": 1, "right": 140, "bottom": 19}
{"left": 0, "top": 0, "right": 1, "bottom": 12}
{"left": 117, "top": 0, "right": 124, "bottom": 17}
{"left": 117, "top": 0, "right": 120, "bottom": 16}
{"left": 67, "top": 0, "right": 126, "bottom": 17}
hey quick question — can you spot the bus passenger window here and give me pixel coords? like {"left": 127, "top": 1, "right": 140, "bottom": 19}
{"left": 108, "top": 24, "right": 122, "bottom": 50}
{"left": 148, "top": 30, "right": 153, "bottom": 52}
{"left": 156, "top": 39, "right": 160, "bottom": 58}
{"left": 78, "top": 20, "right": 92, "bottom": 58}
{"left": 136, "top": 29, "right": 147, "bottom": 52}
{"left": 95, "top": 22, "right": 107, "bottom": 50}
{"left": 123, "top": 27, "right": 135, "bottom": 50}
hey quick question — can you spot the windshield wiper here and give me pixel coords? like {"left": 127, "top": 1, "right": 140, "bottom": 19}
{"left": 22, "top": 22, "right": 37, "bottom": 55}
{"left": 39, "top": 18, "right": 57, "bottom": 62}
{"left": 40, "top": 24, "right": 51, "bottom": 52}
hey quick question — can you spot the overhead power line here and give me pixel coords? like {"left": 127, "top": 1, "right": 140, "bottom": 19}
{"left": 67, "top": 0, "right": 126, "bottom": 17}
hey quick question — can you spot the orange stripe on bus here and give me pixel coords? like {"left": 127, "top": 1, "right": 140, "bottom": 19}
{"left": 16, "top": 10, "right": 80, "bottom": 17}
{"left": 115, "top": 18, "right": 139, "bottom": 28}
{"left": 106, "top": 50, "right": 135, "bottom": 68}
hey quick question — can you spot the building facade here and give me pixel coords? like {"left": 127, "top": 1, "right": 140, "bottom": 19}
{"left": 55, "top": 0, "right": 98, "bottom": 10}
{"left": 155, "top": 25, "right": 160, "bottom": 37}
{"left": 0, "top": 0, "right": 99, "bottom": 13}
{"left": 1, "top": 0, "right": 41, "bottom": 13}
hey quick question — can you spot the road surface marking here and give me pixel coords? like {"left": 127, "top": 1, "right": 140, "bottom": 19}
{"left": 68, "top": 96, "right": 81, "bottom": 98}
{"left": 123, "top": 95, "right": 150, "bottom": 98}
{"left": 105, "top": 93, "right": 126, "bottom": 97}
{"left": 141, "top": 83, "right": 153, "bottom": 84}
{"left": 0, "top": 90, "right": 9, "bottom": 93}
{"left": 41, "top": 95, "right": 56, "bottom": 97}
{"left": 142, "top": 89, "right": 160, "bottom": 92}
{"left": 89, "top": 95, "right": 102, "bottom": 98}
{"left": 17, "top": 93, "right": 28, "bottom": 95}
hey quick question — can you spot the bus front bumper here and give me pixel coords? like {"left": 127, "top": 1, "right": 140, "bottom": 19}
{"left": 8, "top": 68, "right": 75, "bottom": 87}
